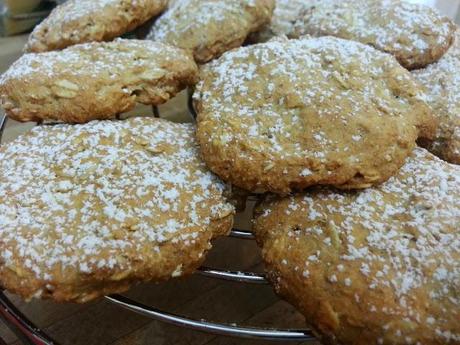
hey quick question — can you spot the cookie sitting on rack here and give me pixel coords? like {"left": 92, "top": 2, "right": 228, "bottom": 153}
{"left": 24, "top": 0, "right": 168, "bottom": 53}
{"left": 146, "top": 0, "right": 275, "bottom": 63}
{"left": 290, "top": 0, "right": 455, "bottom": 70}
{"left": 0, "top": 39, "right": 198, "bottom": 123}
{"left": 413, "top": 30, "right": 460, "bottom": 165}
{"left": 195, "top": 36, "right": 436, "bottom": 194}
{"left": 253, "top": 148, "right": 460, "bottom": 345}
{"left": 0, "top": 117, "right": 234, "bottom": 303}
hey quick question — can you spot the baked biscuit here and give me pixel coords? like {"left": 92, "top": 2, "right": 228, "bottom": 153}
{"left": 413, "top": 30, "right": 460, "bottom": 164}
{"left": 249, "top": 0, "right": 309, "bottom": 43}
{"left": 195, "top": 36, "right": 436, "bottom": 194}
{"left": 290, "top": 0, "right": 455, "bottom": 70}
{"left": 0, "top": 39, "right": 198, "bottom": 123}
{"left": 25, "top": 0, "right": 168, "bottom": 53}
{"left": 253, "top": 148, "right": 460, "bottom": 345}
{"left": 0, "top": 117, "right": 234, "bottom": 303}
{"left": 146, "top": 0, "right": 275, "bottom": 63}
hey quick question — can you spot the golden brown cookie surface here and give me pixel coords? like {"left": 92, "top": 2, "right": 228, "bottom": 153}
{"left": 195, "top": 36, "right": 435, "bottom": 194}
{"left": 291, "top": 0, "right": 455, "bottom": 70}
{"left": 0, "top": 117, "right": 234, "bottom": 303}
{"left": 0, "top": 39, "right": 198, "bottom": 124}
{"left": 25, "top": 0, "right": 168, "bottom": 52}
{"left": 146, "top": 0, "right": 275, "bottom": 63}
{"left": 253, "top": 148, "right": 460, "bottom": 345}
{"left": 413, "top": 31, "right": 460, "bottom": 164}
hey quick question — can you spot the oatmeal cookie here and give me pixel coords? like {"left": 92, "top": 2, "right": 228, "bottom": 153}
{"left": 146, "top": 0, "right": 275, "bottom": 63}
{"left": 25, "top": 0, "right": 168, "bottom": 52}
{"left": 291, "top": 0, "right": 455, "bottom": 70}
{"left": 0, "top": 39, "right": 198, "bottom": 123}
{"left": 253, "top": 148, "right": 460, "bottom": 345}
{"left": 0, "top": 117, "right": 234, "bottom": 303}
{"left": 195, "top": 36, "right": 436, "bottom": 193}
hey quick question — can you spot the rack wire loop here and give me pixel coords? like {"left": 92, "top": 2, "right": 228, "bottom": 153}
{"left": 198, "top": 267, "right": 267, "bottom": 284}
{"left": 0, "top": 291, "right": 56, "bottom": 345}
{"left": 229, "top": 229, "right": 255, "bottom": 240}
{"left": 0, "top": 114, "right": 7, "bottom": 144}
{"left": 105, "top": 295, "right": 315, "bottom": 342}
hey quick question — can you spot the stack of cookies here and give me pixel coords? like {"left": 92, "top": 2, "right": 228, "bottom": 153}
{"left": 0, "top": 0, "right": 459, "bottom": 344}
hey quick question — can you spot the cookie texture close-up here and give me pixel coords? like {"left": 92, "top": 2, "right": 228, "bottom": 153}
{"left": 248, "top": 0, "right": 309, "bottom": 43}
{"left": 253, "top": 148, "right": 460, "bottom": 345}
{"left": 195, "top": 36, "right": 435, "bottom": 194}
{"left": 413, "top": 30, "right": 460, "bottom": 165}
{"left": 290, "top": 0, "right": 456, "bottom": 70}
{"left": 0, "top": 117, "right": 234, "bottom": 303}
{"left": 0, "top": 39, "right": 198, "bottom": 123}
{"left": 146, "top": 0, "right": 275, "bottom": 63}
{"left": 25, "top": 0, "right": 168, "bottom": 53}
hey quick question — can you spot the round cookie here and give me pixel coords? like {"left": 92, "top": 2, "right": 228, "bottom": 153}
{"left": 25, "top": 0, "right": 168, "bottom": 53}
{"left": 146, "top": 0, "right": 275, "bottom": 63}
{"left": 249, "top": 0, "right": 310, "bottom": 43}
{"left": 0, "top": 39, "right": 198, "bottom": 123}
{"left": 290, "top": 0, "right": 455, "bottom": 70}
{"left": 195, "top": 36, "right": 436, "bottom": 194}
{"left": 253, "top": 148, "right": 460, "bottom": 345}
{"left": 0, "top": 117, "right": 234, "bottom": 303}
{"left": 413, "top": 30, "right": 460, "bottom": 164}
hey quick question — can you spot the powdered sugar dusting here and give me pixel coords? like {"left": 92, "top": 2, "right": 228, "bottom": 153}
{"left": 45, "top": 0, "right": 119, "bottom": 22}
{"left": 1, "top": 38, "right": 184, "bottom": 83}
{"left": 413, "top": 31, "right": 460, "bottom": 163}
{"left": 292, "top": 0, "right": 454, "bottom": 68}
{"left": 257, "top": 148, "right": 460, "bottom": 341}
{"left": 146, "top": 0, "right": 268, "bottom": 61}
{"left": 25, "top": 0, "right": 168, "bottom": 52}
{"left": 0, "top": 118, "right": 234, "bottom": 285}
{"left": 148, "top": 0, "right": 258, "bottom": 40}
{"left": 196, "top": 36, "right": 425, "bottom": 162}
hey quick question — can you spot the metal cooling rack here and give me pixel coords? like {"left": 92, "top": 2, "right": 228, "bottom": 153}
{"left": 0, "top": 102, "right": 316, "bottom": 344}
